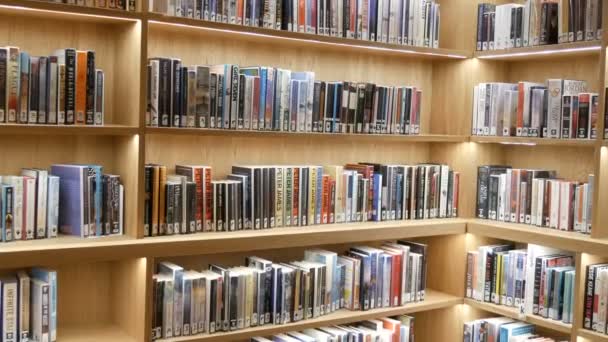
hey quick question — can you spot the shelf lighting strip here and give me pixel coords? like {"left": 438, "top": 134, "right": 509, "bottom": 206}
{"left": 0, "top": 3, "right": 139, "bottom": 21}
{"left": 476, "top": 45, "right": 601, "bottom": 59}
{"left": 149, "top": 20, "right": 469, "bottom": 59}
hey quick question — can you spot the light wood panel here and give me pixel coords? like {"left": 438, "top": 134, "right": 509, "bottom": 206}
{"left": 474, "top": 41, "right": 601, "bottom": 61}
{"left": 0, "top": 9, "right": 141, "bottom": 126}
{"left": 145, "top": 134, "right": 433, "bottom": 178}
{"left": 471, "top": 136, "right": 599, "bottom": 147}
{"left": 505, "top": 55, "right": 600, "bottom": 91}
{"left": 413, "top": 306, "right": 466, "bottom": 342}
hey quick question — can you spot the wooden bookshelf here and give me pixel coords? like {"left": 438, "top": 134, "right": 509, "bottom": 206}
{"left": 3, "top": 0, "right": 608, "bottom": 341}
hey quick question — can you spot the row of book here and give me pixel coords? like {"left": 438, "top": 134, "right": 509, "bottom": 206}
{"left": 150, "top": 0, "right": 441, "bottom": 48}
{"left": 466, "top": 244, "right": 575, "bottom": 324}
{"left": 476, "top": 0, "right": 602, "bottom": 51}
{"left": 152, "top": 242, "right": 427, "bottom": 339}
{"left": 0, "top": 164, "right": 125, "bottom": 239}
{"left": 583, "top": 263, "right": 608, "bottom": 335}
{"left": 0, "top": 47, "right": 105, "bottom": 126}
{"left": 143, "top": 163, "right": 459, "bottom": 237}
{"left": 476, "top": 165, "right": 594, "bottom": 234}
{"left": 146, "top": 59, "right": 423, "bottom": 134}
{"left": 471, "top": 79, "right": 597, "bottom": 139}
{"left": 0, "top": 268, "right": 58, "bottom": 342}
{"left": 464, "top": 318, "right": 568, "bottom": 342}
{"left": 250, "top": 315, "right": 415, "bottom": 342}
{"left": 40, "top": 0, "right": 136, "bottom": 11}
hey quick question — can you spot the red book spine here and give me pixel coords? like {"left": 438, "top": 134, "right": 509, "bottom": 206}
{"left": 195, "top": 168, "right": 204, "bottom": 232}
{"left": 299, "top": 0, "right": 306, "bottom": 31}
{"left": 204, "top": 168, "right": 213, "bottom": 231}
{"left": 322, "top": 175, "right": 329, "bottom": 224}
{"left": 391, "top": 254, "right": 401, "bottom": 306}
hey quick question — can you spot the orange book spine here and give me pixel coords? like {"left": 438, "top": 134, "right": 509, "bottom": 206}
{"left": 391, "top": 253, "right": 401, "bottom": 307}
{"left": 298, "top": 0, "right": 305, "bottom": 32}
{"left": 75, "top": 51, "right": 87, "bottom": 125}
{"left": 321, "top": 175, "right": 329, "bottom": 224}
{"left": 237, "top": 0, "right": 244, "bottom": 24}
{"left": 293, "top": 168, "right": 300, "bottom": 225}
{"left": 159, "top": 166, "right": 167, "bottom": 235}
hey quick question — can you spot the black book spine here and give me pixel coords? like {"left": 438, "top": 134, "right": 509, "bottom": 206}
{"left": 166, "top": 183, "right": 175, "bottom": 235}
{"left": 548, "top": 3, "right": 558, "bottom": 44}
{"left": 188, "top": 182, "right": 197, "bottom": 233}
{"left": 324, "top": 83, "right": 334, "bottom": 133}
{"left": 174, "top": 183, "right": 183, "bottom": 234}
{"left": 312, "top": 81, "right": 321, "bottom": 132}
{"left": 229, "top": 275, "right": 238, "bottom": 330}
{"left": 356, "top": 84, "right": 365, "bottom": 133}
{"left": 226, "top": 182, "right": 234, "bottom": 231}
{"left": 562, "top": 95, "right": 572, "bottom": 138}
{"left": 488, "top": 175, "right": 498, "bottom": 220}
{"left": 156, "top": 59, "right": 168, "bottom": 127}
{"left": 476, "top": 166, "right": 489, "bottom": 219}
{"left": 38, "top": 56, "right": 48, "bottom": 124}
{"left": 144, "top": 166, "right": 152, "bottom": 236}
{"left": 0, "top": 49, "right": 6, "bottom": 123}
{"left": 516, "top": 7, "right": 523, "bottom": 47}
{"left": 533, "top": 257, "right": 543, "bottom": 314}
{"left": 343, "top": 0, "right": 349, "bottom": 38}
{"left": 217, "top": 74, "right": 224, "bottom": 129}
{"left": 339, "top": 81, "right": 348, "bottom": 133}
{"left": 180, "top": 66, "right": 188, "bottom": 128}
{"left": 268, "top": 168, "right": 276, "bottom": 228}
{"left": 254, "top": 168, "right": 263, "bottom": 229}
{"left": 540, "top": 3, "right": 549, "bottom": 45}
{"left": 604, "top": 89, "right": 608, "bottom": 139}
{"left": 208, "top": 280, "right": 217, "bottom": 332}
{"left": 578, "top": 95, "right": 590, "bottom": 138}
{"left": 64, "top": 50, "right": 76, "bottom": 125}
{"left": 510, "top": 7, "right": 516, "bottom": 48}
{"left": 85, "top": 51, "right": 95, "bottom": 125}
{"left": 484, "top": 252, "right": 494, "bottom": 302}
{"left": 210, "top": 73, "right": 217, "bottom": 128}
{"left": 490, "top": 252, "right": 499, "bottom": 302}
{"left": 583, "top": 265, "right": 596, "bottom": 329}
{"left": 363, "top": 83, "right": 374, "bottom": 133}
{"left": 416, "top": 166, "right": 425, "bottom": 219}
{"left": 172, "top": 60, "right": 182, "bottom": 127}
{"left": 238, "top": 74, "right": 245, "bottom": 129}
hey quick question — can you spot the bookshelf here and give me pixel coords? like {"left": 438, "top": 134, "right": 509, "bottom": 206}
{"left": 2, "top": 0, "right": 608, "bottom": 341}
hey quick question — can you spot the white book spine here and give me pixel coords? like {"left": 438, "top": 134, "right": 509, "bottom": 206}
{"left": 550, "top": 180, "right": 560, "bottom": 229}
{"left": 3, "top": 281, "right": 17, "bottom": 342}
{"left": 546, "top": 79, "right": 563, "bottom": 138}
{"left": 48, "top": 61, "right": 58, "bottom": 124}
{"left": 47, "top": 176, "right": 59, "bottom": 238}
{"left": 24, "top": 178, "right": 36, "bottom": 239}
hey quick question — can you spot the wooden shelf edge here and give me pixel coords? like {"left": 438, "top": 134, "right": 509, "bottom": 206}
{"left": 0, "top": 219, "right": 466, "bottom": 268}
{"left": 578, "top": 328, "right": 608, "bottom": 340}
{"left": 145, "top": 127, "right": 469, "bottom": 143}
{"left": 463, "top": 298, "right": 572, "bottom": 335}
{"left": 470, "top": 136, "right": 599, "bottom": 147}
{"left": 0, "top": 124, "right": 140, "bottom": 136}
{"left": 466, "top": 219, "right": 608, "bottom": 256}
{"left": 0, "top": 0, "right": 143, "bottom": 21}
{"left": 162, "top": 290, "right": 462, "bottom": 342}
{"left": 473, "top": 41, "right": 601, "bottom": 60}
{"left": 60, "top": 323, "right": 138, "bottom": 342}
{"left": 146, "top": 13, "right": 471, "bottom": 60}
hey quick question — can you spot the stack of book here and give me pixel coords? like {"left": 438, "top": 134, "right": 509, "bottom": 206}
{"left": 466, "top": 244, "right": 575, "bottom": 325}
{"left": 583, "top": 263, "right": 608, "bottom": 335}
{"left": 472, "top": 79, "right": 597, "bottom": 139}
{"left": 0, "top": 47, "right": 105, "bottom": 126}
{"left": 251, "top": 315, "right": 415, "bottom": 341}
{"left": 147, "top": 60, "right": 423, "bottom": 134}
{"left": 149, "top": 0, "right": 441, "bottom": 48}
{"left": 464, "top": 317, "right": 569, "bottom": 342}
{"left": 151, "top": 242, "right": 427, "bottom": 339}
{"left": 476, "top": 0, "right": 602, "bottom": 51}
{"left": 0, "top": 268, "right": 57, "bottom": 342}
{"left": 476, "top": 165, "right": 593, "bottom": 234}
{"left": 143, "top": 163, "right": 459, "bottom": 236}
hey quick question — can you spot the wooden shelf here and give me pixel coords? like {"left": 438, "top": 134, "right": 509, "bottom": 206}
{"left": 0, "top": 0, "right": 142, "bottom": 22}
{"left": 146, "top": 13, "right": 471, "bottom": 60}
{"left": 467, "top": 219, "right": 608, "bottom": 256}
{"left": 0, "top": 124, "right": 140, "bottom": 136}
{"left": 0, "top": 219, "right": 465, "bottom": 268}
{"left": 146, "top": 127, "right": 469, "bottom": 143}
{"left": 60, "top": 323, "right": 137, "bottom": 342}
{"left": 473, "top": 41, "right": 601, "bottom": 61}
{"left": 160, "top": 290, "right": 461, "bottom": 341}
{"left": 578, "top": 328, "right": 608, "bottom": 341}
{"left": 470, "top": 136, "right": 599, "bottom": 147}
{"left": 464, "top": 298, "right": 572, "bottom": 334}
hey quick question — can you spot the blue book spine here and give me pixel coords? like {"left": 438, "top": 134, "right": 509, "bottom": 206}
{"left": 395, "top": 173, "right": 403, "bottom": 219}
{"left": 372, "top": 174, "right": 382, "bottom": 221}
{"left": 30, "top": 269, "right": 57, "bottom": 342}
{"left": 50, "top": 165, "right": 84, "bottom": 237}
{"left": 377, "top": 254, "right": 384, "bottom": 307}
{"left": 259, "top": 68, "right": 267, "bottom": 129}
{"left": 369, "top": 0, "right": 377, "bottom": 40}
{"left": 369, "top": 251, "right": 378, "bottom": 309}
{"left": 361, "top": 254, "right": 371, "bottom": 310}
{"left": 315, "top": 166, "right": 322, "bottom": 225}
